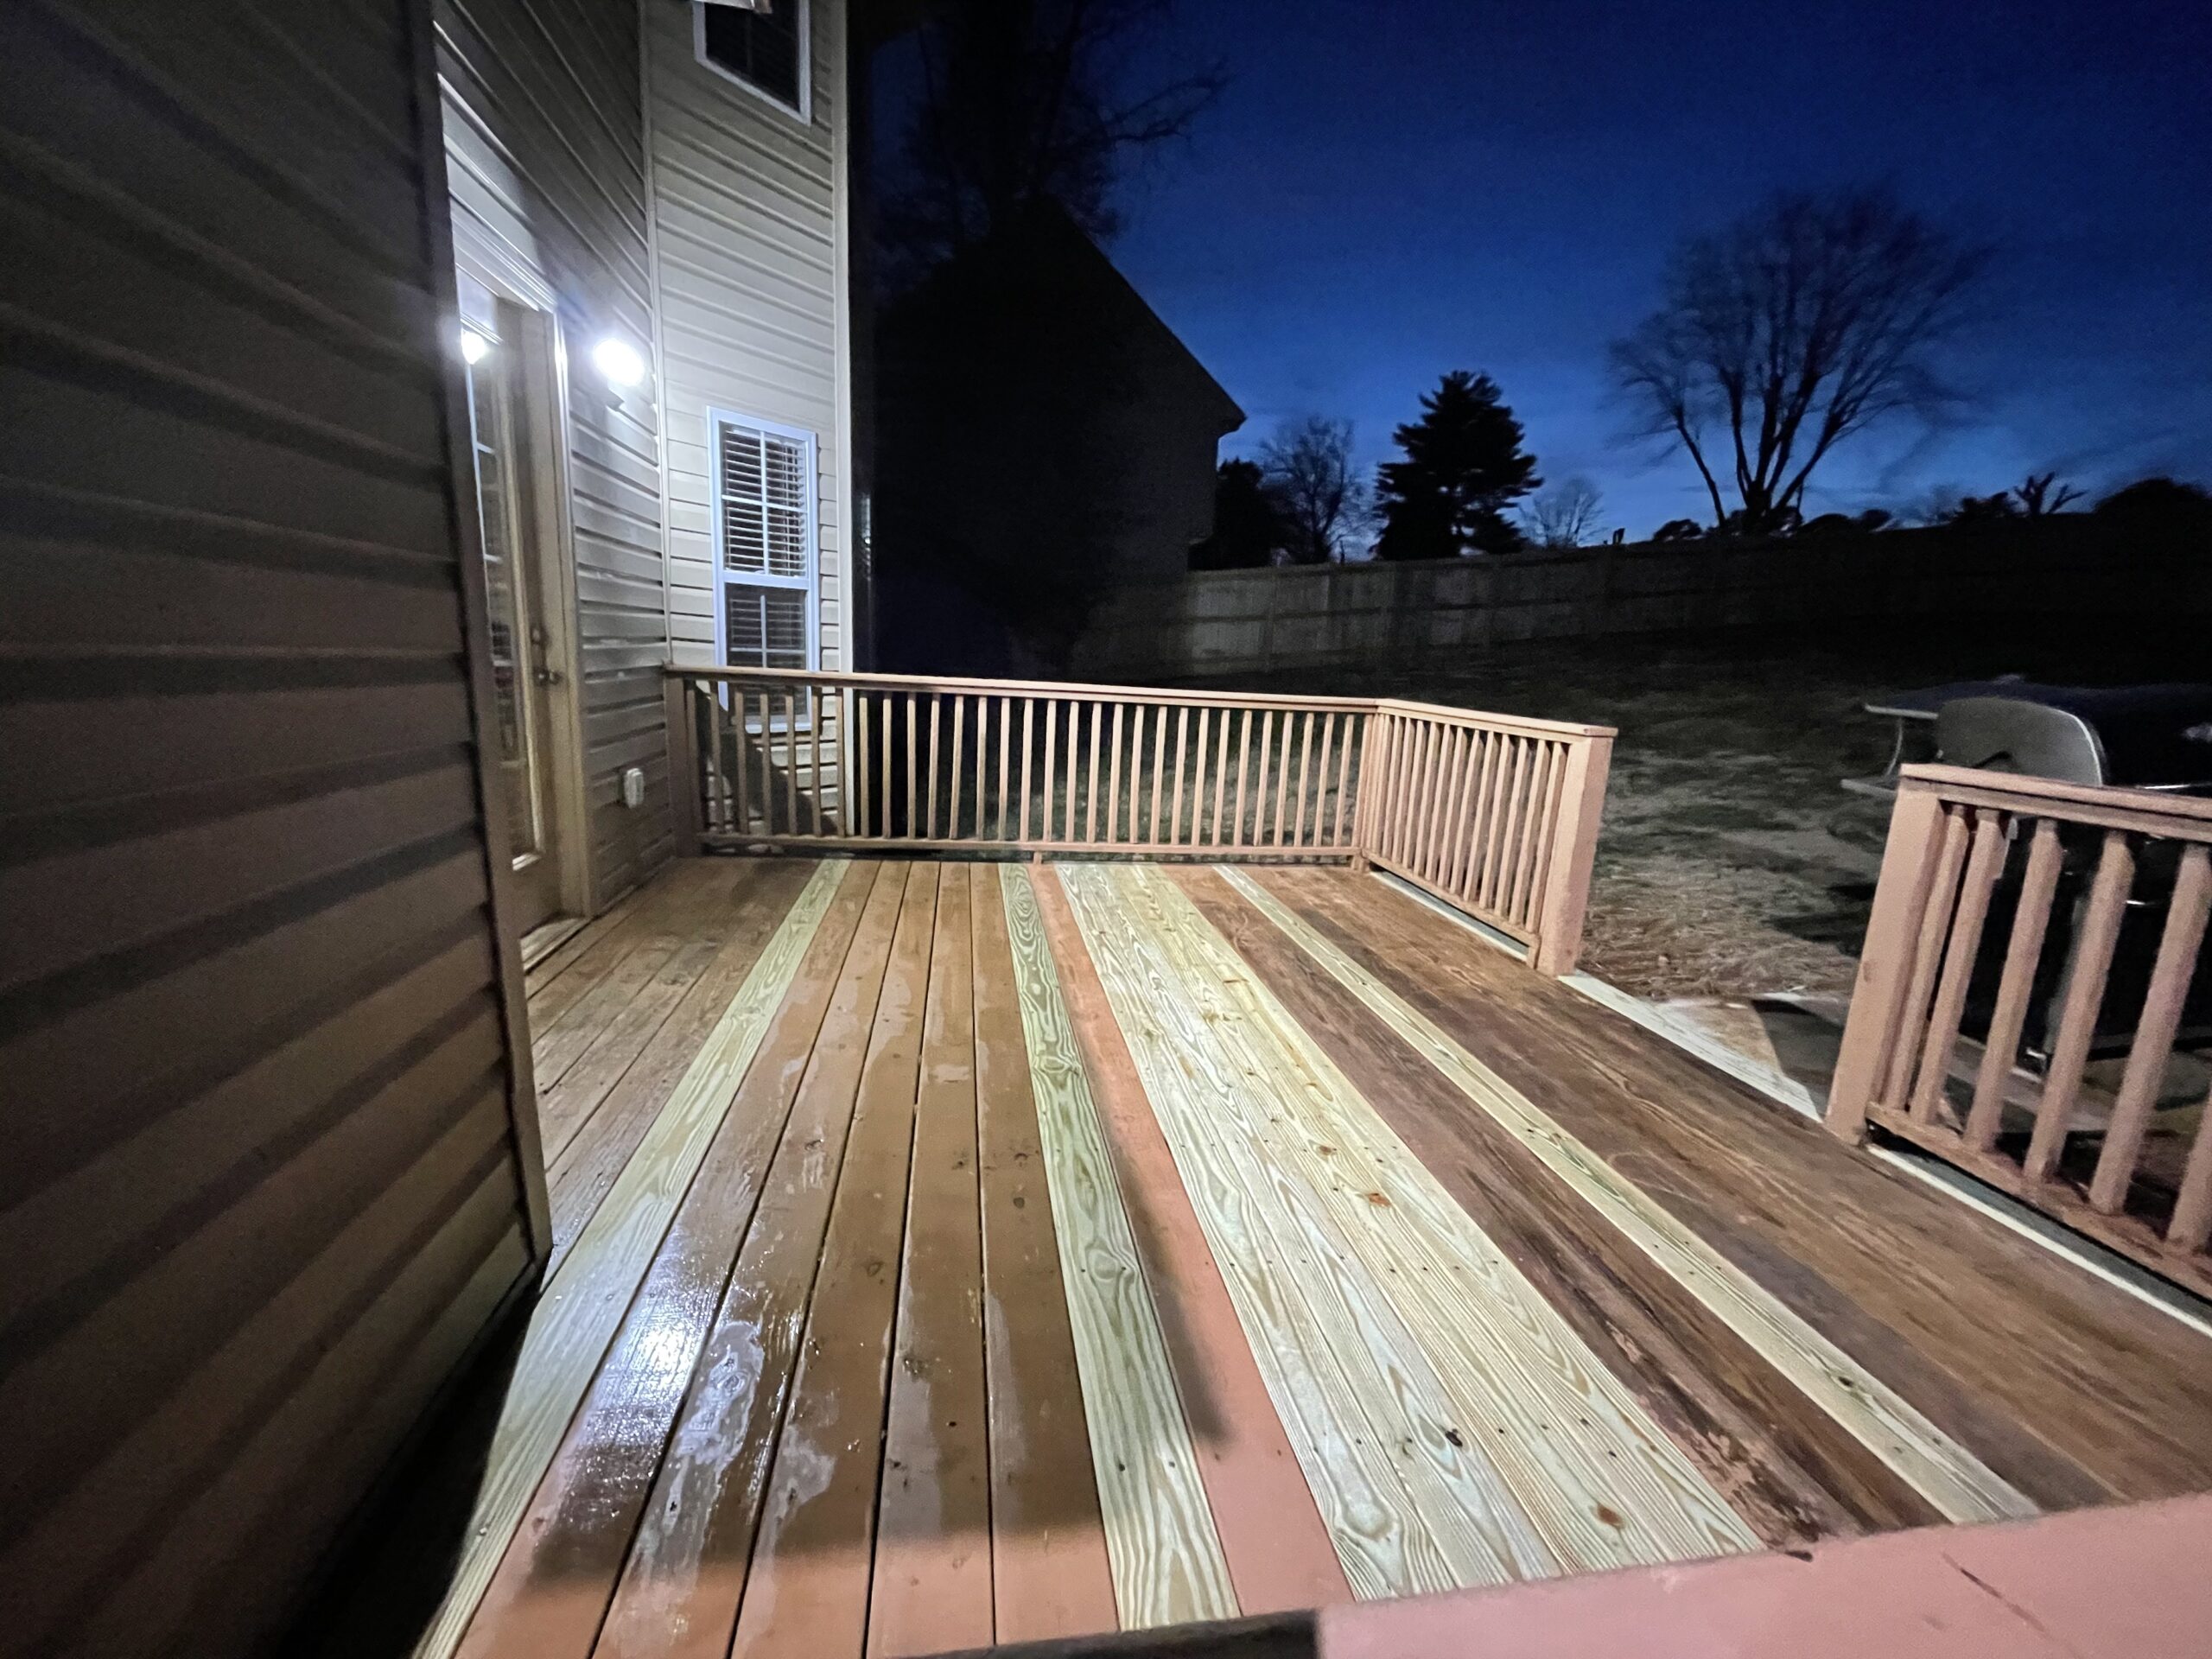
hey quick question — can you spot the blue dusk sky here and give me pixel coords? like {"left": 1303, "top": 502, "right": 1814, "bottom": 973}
{"left": 1087, "top": 0, "right": 2211, "bottom": 540}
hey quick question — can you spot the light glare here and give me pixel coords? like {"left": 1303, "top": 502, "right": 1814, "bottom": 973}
{"left": 593, "top": 337, "right": 646, "bottom": 387}
{"left": 459, "top": 328, "right": 492, "bottom": 365}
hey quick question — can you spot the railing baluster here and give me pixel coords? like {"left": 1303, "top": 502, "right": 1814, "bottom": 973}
{"left": 1019, "top": 698, "right": 1034, "bottom": 842}
{"left": 1963, "top": 818, "right": 2062, "bottom": 1148}
{"left": 1290, "top": 711, "right": 1314, "bottom": 847}
{"left": 809, "top": 687, "right": 826, "bottom": 836}
{"left": 1505, "top": 737, "right": 1554, "bottom": 924}
{"left": 1159, "top": 703, "right": 1176, "bottom": 849}
{"left": 1478, "top": 736, "right": 1522, "bottom": 914}
{"left": 948, "top": 693, "right": 966, "bottom": 842}
{"left": 1086, "top": 700, "right": 1103, "bottom": 843}
{"left": 1173, "top": 706, "right": 1193, "bottom": 845}
{"left": 1332, "top": 712, "right": 1354, "bottom": 847}
{"left": 997, "top": 696, "right": 1012, "bottom": 840}
{"left": 925, "top": 694, "right": 942, "bottom": 839}
{"left": 730, "top": 687, "right": 750, "bottom": 837}
{"left": 1520, "top": 738, "right": 1570, "bottom": 925}
{"left": 2171, "top": 1095, "right": 2212, "bottom": 1253}
{"left": 2089, "top": 843, "right": 2212, "bottom": 1212}
{"left": 1108, "top": 702, "right": 1126, "bottom": 845}
{"left": 1231, "top": 709, "right": 1254, "bottom": 848}
{"left": 780, "top": 689, "right": 798, "bottom": 835}
{"left": 2021, "top": 829, "right": 2136, "bottom": 1185}
{"left": 1880, "top": 805, "right": 1974, "bottom": 1109}
{"left": 879, "top": 693, "right": 892, "bottom": 839}
{"left": 1909, "top": 810, "right": 2007, "bottom": 1124}
{"left": 1445, "top": 731, "right": 1485, "bottom": 897}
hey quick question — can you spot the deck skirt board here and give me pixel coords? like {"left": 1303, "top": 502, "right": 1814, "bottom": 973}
{"left": 1060, "top": 863, "right": 1760, "bottom": 1596}
{"left": 995, "top": 863, "right": 1239, "bottom": 1630}
{"left": 1219, "top": 865, "right": 2038, "bottom": 1527}
{"left": 411, "top": 858, "right": 847, "bottom": 1659}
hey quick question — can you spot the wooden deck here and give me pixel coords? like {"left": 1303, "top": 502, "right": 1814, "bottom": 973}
{"left": 343, "top": 854, "right": 2212, "bottom": 1658}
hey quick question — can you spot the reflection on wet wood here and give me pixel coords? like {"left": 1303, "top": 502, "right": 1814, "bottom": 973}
{"left": 870, "top": 866, "right": 995, "bottom": 1656}
{"left": 729, "top": 866, "right": 938, "bottom": 1659}
{"left": 412, "top": 859, "right": 845, "bottom": 1659}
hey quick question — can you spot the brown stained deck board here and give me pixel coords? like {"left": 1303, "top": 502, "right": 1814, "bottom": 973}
{"left": 523, "top": 862, "right": 725, "bottom": 1028}
{"left": 533, "top": 936, "right": 687, "bottom": 1096}
{"left": 454, "top": 861, "right": 881, "bottom": 1659}
{"left": 1029, "top": 866, "right": 1352, "bottom": 1617}
{"left": 590, "top": 862, "right": 908, "bottom": 1659}
{"left": 1168, "top": 866, "right": 1939, "bottom": 1548}
{"left": 870, "top": 864, "right": 995, "bottom": 1657}
{"left": 726, "top": 863, "right": 939, "bottom": 1659}
{"left": 971, "top": 869, "right": 1121, "bottom": 1643}
{"left": 538, "top": 859, "right": 817, "bottom": 1267}
{"left": 1255, "top": 867, "right": 2212, "bottom": 1508}
{"left": 535, "top": 931, "right": 728, "bottom": 1161}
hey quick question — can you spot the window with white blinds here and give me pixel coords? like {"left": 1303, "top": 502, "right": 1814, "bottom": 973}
{"left": 711, "top": 412, "right": 817, "bottom": 672}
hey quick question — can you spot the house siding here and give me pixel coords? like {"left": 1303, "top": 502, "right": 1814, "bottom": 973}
{"left": 0, "top": 2, "right": 537, "bottom": 1654}
{"left": 437, "top": 0, "right": 676, "bottom": 908}
{"left": 647, "top": 0, "right": 854, "bottom": 672}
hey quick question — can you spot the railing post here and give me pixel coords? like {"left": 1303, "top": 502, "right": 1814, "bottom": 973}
{"left": 664, "top": 672, "right": 703, "bottom": 852}
{"left": 1530, "top": 733, "right": 1611, "bottom": 977}
{"left": 1826, "top": 783, "right": 1947, "bottom": 1142}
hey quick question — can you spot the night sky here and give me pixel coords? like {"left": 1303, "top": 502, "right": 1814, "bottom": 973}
{"left": 1087, "top": 0, "right": 2211, "bottom": 541}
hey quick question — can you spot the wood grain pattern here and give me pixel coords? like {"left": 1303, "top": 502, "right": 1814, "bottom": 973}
{"left": 995, "top": 864, "right": 1238, "bottom": 1630}
{"left": 1063, "top": 864, "right": 1537, "bottom": 1599}
{"left": 1171, "top": 867, "right": 1940, "bottom": 1548}
{"left": 869, "top": 865, "right": 995, "bottom": 1657}
{"left": 726, "top": 864, "right": 938, "bottom": 1659}
{"left": 971, "top": 871, "right": 1122, "bottom": 1643}
{"left": 590, "top": 861, "right": 907, "bottom": 1659}
{"left": 410, "top": 859, "right": 847, "bottom": 1659}
{"left": 456, "top": 860, "right": 881, "bottom": 1659}
{"left": 1222, "top": 867, "right": 2038, "bottom": 1526}
{"left": 1029, "top": 867, "right": 1352, "bottom": 1617}
{"left": 1090, "top": 866, "right": 1761, "bottom": 1576}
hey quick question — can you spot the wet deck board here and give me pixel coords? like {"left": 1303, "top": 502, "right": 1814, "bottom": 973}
{"left": 314, "top": 853, "right": 2212, "bottom": 1659}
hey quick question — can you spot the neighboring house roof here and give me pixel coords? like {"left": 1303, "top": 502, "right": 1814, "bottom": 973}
{"left": 884, "top": 200, "right": 1246, "bottom": 438}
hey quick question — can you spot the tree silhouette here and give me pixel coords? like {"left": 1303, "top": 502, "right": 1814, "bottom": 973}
{"left": 1522, "top": 476, "right": 1605, "bottom": 548}
{"left": 880, "top": 0, "right": 1226, "bottom": 281}
{"left": 1258, "top": 416, "right": 1365, "bottom": 563}
{"left": 1189, "top": 458, "right": 1290, "bottom": 569}
{"left": 2013, "top": 472, "right": 2082, "bottom": 516}
{"left": 1372, "top": 372, "right": 1540, "bottom": 560}
{"left": 1611, "top": 188, "right": 1990, "bottom": 536}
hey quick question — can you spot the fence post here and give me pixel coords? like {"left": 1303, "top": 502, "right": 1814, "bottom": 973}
{"left": 1826, "top": 783, "right": 1947, "bottom": 1141}
{"left": 1531, "top": 734, "right": 1612, "bottom": 977}
{"left": 664, "top": 672, "right": 703, "bottom": 852}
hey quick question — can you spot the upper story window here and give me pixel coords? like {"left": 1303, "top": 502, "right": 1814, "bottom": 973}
{"left": 711, "top": 411, "right": 818, "bottom": 672}
{"left": 695, "top": 0, "right": 810, "bottom": 121}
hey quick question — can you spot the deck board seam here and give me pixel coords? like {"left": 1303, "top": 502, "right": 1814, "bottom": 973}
{"left": 1224, "top": 865, "right": 2037, "bottom": 1527}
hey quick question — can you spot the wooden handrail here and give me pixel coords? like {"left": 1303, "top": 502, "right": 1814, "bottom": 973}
{"left": 663, "top": 667, "right": 1615, "bottom": 976}
{"left": 1828, "top": 767, "right": 2212, "bottom": 1297}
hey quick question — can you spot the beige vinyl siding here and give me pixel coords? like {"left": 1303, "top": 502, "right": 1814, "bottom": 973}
{"left": 0, "top": 2, "right": 536, "bottom": 1655}
{"left": 438, "top": 0, "right": 676, "bottom": 906}
{"left": 648, "top": 0, "right": 851, "bottom": 671}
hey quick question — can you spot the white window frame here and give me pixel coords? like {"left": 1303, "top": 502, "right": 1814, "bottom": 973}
{"left": 709, "top": 407, "right": 820, "bottom": 689}
{"left": 692, "top": 0, "right": 812, "bottom": 125}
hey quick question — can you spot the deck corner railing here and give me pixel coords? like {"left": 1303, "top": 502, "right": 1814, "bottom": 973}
{"left": 1827, "top": 763, "right": 2212, "bottom": 1295}
{"left": 664, "top": 666, "right": 1615, "bottom": 976}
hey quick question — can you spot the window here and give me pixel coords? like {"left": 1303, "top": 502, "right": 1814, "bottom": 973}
{"left": 695, "top": 0, "right": 809, "bottom": 119}
{"left": 711, "top": 412, "right": 817, "bottom": 672}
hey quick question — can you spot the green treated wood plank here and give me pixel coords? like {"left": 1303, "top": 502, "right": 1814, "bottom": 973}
{"left": 995, "top": 864, "right": 1236, "bottom": 1630}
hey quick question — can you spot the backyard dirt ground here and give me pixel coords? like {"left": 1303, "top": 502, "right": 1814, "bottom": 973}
{"left": 1232, "top": 623, "right": 2184, "bottom": 1002}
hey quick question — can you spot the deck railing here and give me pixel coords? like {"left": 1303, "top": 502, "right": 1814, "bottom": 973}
{"left": 664, "top": 667, "right": 1614, "bottom": 975}
{"left": 1827, "top": 764, "right": 2212, "bottom": 1295}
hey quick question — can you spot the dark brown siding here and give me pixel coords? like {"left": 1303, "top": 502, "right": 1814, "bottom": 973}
{"left": 437, "top": 0, "right": 678, "bottom": 906}
{"left": 0, "top": 2, "right": 541, "bottom": 1654}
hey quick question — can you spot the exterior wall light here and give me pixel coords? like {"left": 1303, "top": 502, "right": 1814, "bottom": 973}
{"left": 459, "top": 328, "right": 493, "bottom": 365}
{"left": 593, "top": 337, "right": 646, "bottom": 388}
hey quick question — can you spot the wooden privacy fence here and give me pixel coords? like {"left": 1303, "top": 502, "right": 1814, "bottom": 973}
{"left": 664, "top": 669, "right": 1615, "bottom": 975}
{"left": 1828, "top": 764, "right": 2212, "bottom": 1296}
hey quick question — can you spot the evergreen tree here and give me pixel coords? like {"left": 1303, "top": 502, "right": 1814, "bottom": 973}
{"left": 1373, "top": 372, "right": 1540, "bottom": 559}
{"left": 1190, "top": 459, "right": 1290, "bottom": 569}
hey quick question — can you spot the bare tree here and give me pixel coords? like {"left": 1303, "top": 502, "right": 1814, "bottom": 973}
{"left": 1522, "top": 476, "right": 1605, "bottom": 548}
{"left": 884, "top": 0, "right": 1226, "bottom": 274}
{"left": 2013, "top": 471, "right": 2082, "bottom": 517}
{"left": 1259, "top": 416, "right": 1365, "bottom": 564}
{"left": 1611, "top": 188, "right": 1990, "bottom": 536}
